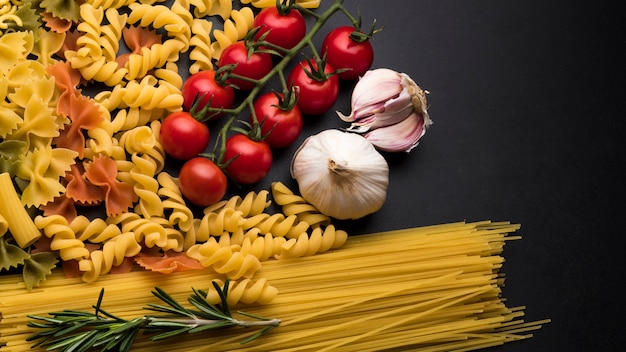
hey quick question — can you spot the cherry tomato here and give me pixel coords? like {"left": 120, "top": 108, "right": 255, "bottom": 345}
{"left": 218, "top": 41, "right": 273, "bottom": 91}
{"left": 252, "top": 92, "right": 303, "bottom": 149}
{"left": 253, "top": 6, "right": 306, "bottom": 52}
{"left": 160, "top": 112, "right": 210, "bottom": 160}
{"left": 182, "top": 70, "right": 235, "bottom": 119}
{"left": 178, "top": 157, "right": 227, "bottom": 207}
{"left": 321, "top": 26, "right": 374, "bottom": 80}
{"left": 287, "top": 59, "right": 339, "bottom": 115}
{"left": 223, "top": 134, "right": 272, "bottom": 185}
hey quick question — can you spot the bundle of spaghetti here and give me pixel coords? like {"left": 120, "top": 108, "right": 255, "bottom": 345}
{"left": 0, "top": 221, "right": 549, "bottom": 352}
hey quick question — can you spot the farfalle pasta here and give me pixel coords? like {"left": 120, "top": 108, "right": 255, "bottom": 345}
{"left": 16, "top": 147, "right": 78, "bottom": 207}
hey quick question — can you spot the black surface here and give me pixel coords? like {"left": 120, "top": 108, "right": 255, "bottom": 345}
{"left": 240, "top": 1, "right": 625, "bottom": 351}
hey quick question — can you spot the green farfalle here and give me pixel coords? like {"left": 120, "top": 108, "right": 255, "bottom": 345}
{"left": 0, "top": 238, "right": 31, "bottom": 271}
{"left": 13, "top": 0, "right": 42, "bottom": 34}
{"left": 23, "top": 252, "right": 58, "bottom": 290}
{"left": 40, "top": 0, "right": 81, "bottom": 23}
{"left": 0, "top": 139, "right": 26, "bottom": 175}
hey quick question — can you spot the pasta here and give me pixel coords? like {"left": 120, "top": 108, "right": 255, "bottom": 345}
{"left": 210, "top": 7, "right": 255, "bottom": 59}
{"left": 0, "top": 173, "right": 40, "bottom": 248}
{"left": 0, "top": 221, "right": 548, "bottom": 352}
{"left": 271, "top": 181, "right": 331, "bottom": 228}
{"left": 34, "top": 215, "right": 89, "bottom": 261}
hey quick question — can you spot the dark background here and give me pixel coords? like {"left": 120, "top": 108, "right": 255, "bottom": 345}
{"left": 236, "top": 1, "right": 626, "bottom": 351}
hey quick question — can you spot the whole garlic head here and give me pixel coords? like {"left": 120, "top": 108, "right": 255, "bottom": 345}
{"left": 290, "top": 129, "right": 389, "bottom": 220}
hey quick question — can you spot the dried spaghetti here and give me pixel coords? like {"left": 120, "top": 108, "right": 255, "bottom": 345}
{"left": 0, "top": 221, "right": 549, "bottom": 351}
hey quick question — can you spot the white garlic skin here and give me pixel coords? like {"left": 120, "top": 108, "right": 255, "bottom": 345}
{"left": 290, "top": 129, "right": 389, "bottom": 220}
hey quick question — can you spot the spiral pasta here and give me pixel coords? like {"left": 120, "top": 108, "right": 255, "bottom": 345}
{"left": 34, "top": 215, "right": 90, "bottom": 261}
{"left": 187, "top": 207, "right": 245, "bottom": 243}
{"left": 271, "top": 181, "right": 330, "bottom": 228}
{"left": 238, "top": 232, "right": 287, "bottom": 261}
{"left": 79, "top": 232, "right": 142, "bottom": 282}
{"left": 128, "top": 153, "right": 163, "bottom": 218}
{"left": 127, "top": 3, "right": 191, "bottom": 52}
{"left": 156, "top": 172, "right": 195, "bottom": 234}
{"left": 210, "top": 7, "right": 255, "bottom": 60}
{"left": 205, "top": 190, "right": 271, "bottom": 218}
{"left": 107, "top": 212, "right": 168, "bottom": 249}
{"left": 206, "top": 278, "right": 279, "bottom": 305}
{"left": 70, "top": 215, "right": 123, "bottom": 244}
{"left": 276, "top": 225, "right": 348, "bottom": 259}
{"left": 188, "top": 18, "right": 215, "bottom": 74}
{"left": 242, "top": 212, "right": 310, "bottom": 239}
{"left": 186, "top": 237, "right": 262, "bottom": 280}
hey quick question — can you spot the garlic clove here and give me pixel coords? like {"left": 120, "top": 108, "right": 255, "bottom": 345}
{"left": 290, "top": 129, "right": 389, "bottom": 220}
{"left": 363, "top": 111, "right": 432, "bottom": 153}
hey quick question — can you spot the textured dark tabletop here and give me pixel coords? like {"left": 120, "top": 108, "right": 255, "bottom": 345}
{"left": 229, "top": 1, "right": 624, "bottom": 351}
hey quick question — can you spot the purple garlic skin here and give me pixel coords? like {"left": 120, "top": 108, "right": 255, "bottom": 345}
{"left": 338, "top": 68, "right": 432, "bottom": 152}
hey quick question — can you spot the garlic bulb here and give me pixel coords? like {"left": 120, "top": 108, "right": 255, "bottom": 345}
{"left": 290, "top": 129, "right": 389, "bottom": 220}
{"left": 337, "top": 68, "right": 432, "bottom": 152}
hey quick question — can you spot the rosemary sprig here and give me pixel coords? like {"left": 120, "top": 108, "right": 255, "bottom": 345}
{"left": 26, "top": 280, "right": 281, "bottom": 352}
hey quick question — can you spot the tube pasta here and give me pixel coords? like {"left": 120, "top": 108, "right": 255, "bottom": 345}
{"left": 0, "top": 173, "right": 41, "bottom": 248}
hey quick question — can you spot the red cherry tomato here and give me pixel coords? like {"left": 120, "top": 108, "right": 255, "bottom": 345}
{"left": 160, "top": 112, "right": 210, "bottom": 160}
{"left": 182, "top": 70, "right": 235, "bottom": 119}
{"left": 218, "top": 41, "right": 273, "bottom": 91}
{"left": 223, "top": 134, "right": 272, "bottom": 185}
{"left": 252, "top": 92, "right": 303, "bottom": 149}
{"left": 253, "top": 6, "right": 306, "bottom": 52}
{"left": 321, "top": 26, "right": 374, "bottom": 80}
{"left": 287, "top": 59, "right": 339, "bottom": 115}
{"left": 178, "top": 157, "right": 228, "bottom": 207}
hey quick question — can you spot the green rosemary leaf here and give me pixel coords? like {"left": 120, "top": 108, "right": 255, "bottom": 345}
{"left": 240, "top": 324, "right": 278, "bottom": 345}
{"left": 237, "top": 310, "right": 277, "bottom": 321}
{"left": 144, "top": 303, "right": 190, "bottom": 317}
{"left": 212, "top": 280, "right": 232, "bottom": 317}
{"left": 151, "top": 287, "right": 191, "bottom": 315}
{"left": 28, "top": 283, "right": 281, "bottom": 351}
{"left": 148, "top": 326, "right": 194, "bottom": 341}
{"left": 187, "top": 320, "right": 234, "bottom": 333}
{"left": 187, "top": 290, "right": 230, "bottom": 321}
{"left": 52, "top": 321, "right": 91, "bottom": 338}
{"left": 46, "top": 330, "right": 95, "bottom": 351}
